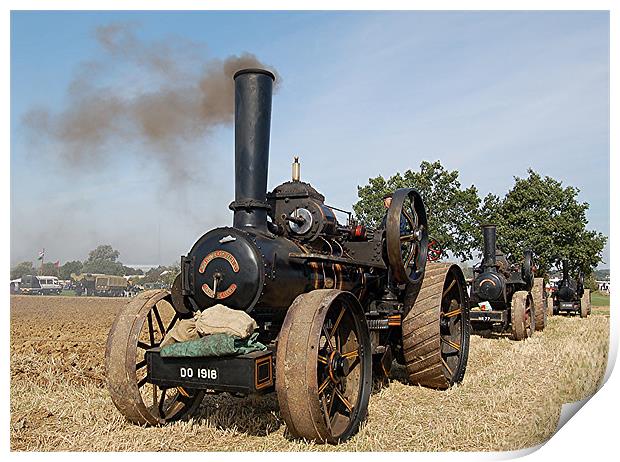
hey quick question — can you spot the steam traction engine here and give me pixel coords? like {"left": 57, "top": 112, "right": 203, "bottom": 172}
{"left": 550, "top": 260, "right": 591, "bottom": 318}
{"left": 105, "top": 69, "right": 470, "bottom": 443}
{"left": 469, "top": 225, "right": 546, "bottom": 339}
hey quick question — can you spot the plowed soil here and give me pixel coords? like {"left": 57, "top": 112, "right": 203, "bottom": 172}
{"left": 10, "top": 295, "right": 609, "bottom": 452}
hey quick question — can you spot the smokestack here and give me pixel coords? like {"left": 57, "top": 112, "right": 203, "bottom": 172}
{"left": 562, "top": 260, "right": 569, "bottom": 282}
{"left": 482, "top": 224, "right": 497, "bottom": 271}
{"left": 229, "top": 68, "right": 275, "bottom": 230}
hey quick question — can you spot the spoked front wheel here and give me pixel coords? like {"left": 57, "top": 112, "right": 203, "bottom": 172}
{"left": 510, "top": 291, "right": 535, "bottom": 340}
{"left": 276, "top": 289, "right": 372, "bottom": 444}
{"left": 105, "top": 290, "right": 205, "bottom": 425}
{"left": 532, "top": 278, "right": 547, "bottom": 331}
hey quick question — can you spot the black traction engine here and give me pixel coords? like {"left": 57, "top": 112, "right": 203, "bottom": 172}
{"left": 106, "top": 68, "right": 471, "bottom": 444}
{"left": 551, "top": 260, "right": 591, "bottom": 318}
{"left": 469, "top": 224, "right": 547, "bottom": 339}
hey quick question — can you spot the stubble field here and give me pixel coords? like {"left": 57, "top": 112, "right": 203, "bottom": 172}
{"left": 10, "top": 295, "right": 609, "bottom": 452}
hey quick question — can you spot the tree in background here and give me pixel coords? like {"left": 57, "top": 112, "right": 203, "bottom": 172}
{"left": 10, "top": 261, "right": 36, "bottom": 280}
{"left": 353, "top": 160, "right": 481, "bottom": 261}
{"left": 122, "top": 265, "right": 144, "bottom": 276}
{"left": 584, "top": 274, "right": 599, "bottom": 292}
{"left": 59, "top": 260, "right": 83, "bottom": 279}
{"left": 160, "top": 264, "right": 180, "bottom": 287}
{"left": 39, "top": 262, "right": 60, "bottom": 276}
{"left": 137, "top": 264, "right": 178, "bottom": 287}
{"left": 82, "top": 244, "right": 124, "bottom": 275}
{"left": 480, "top": 169, "right": 606, "bottom": 277}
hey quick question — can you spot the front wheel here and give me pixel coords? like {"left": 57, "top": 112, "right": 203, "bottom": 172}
{"left": 105, "top": 290, "right": 204, "bottom": 425}
{"left": 276, "top": 290, "right": 372, "bottom": 444}
{"left": 511, "top": 291, "right": 534, "bottom": 340}
{"left": 580, "top": 289, "right": 591, "bottom": 318}
{"left": 532, "top": 278, "right": 547, "bottom": 331}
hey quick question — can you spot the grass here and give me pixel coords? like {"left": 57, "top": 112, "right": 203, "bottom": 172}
{"left": 10, "top": 312, "right": 609, "bottom": 452}
{"left": 590, "top": 291, "right": 610, "bottom": 307}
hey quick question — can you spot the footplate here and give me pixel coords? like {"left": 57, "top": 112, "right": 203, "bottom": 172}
{"left": 146, "top": 349, "right": 274, "bottom": 394}
{"left": 469, "top": 309, "right": 507, "bottom": 323}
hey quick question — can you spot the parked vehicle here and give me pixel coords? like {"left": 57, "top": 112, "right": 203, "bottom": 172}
{"left": 468, "top": 225, "right": 546, "bottom": 339}
{"left": 550, "top": 260, "right": 591, "bottom": 318}
{"left": 74, "top": 273, "right": 128, "bottom": 297}
{"left": 10, "top": 279, "right": 20, "bottom": 294}
{"left": 18, "top": 275, "right": 63, "bottom": 295}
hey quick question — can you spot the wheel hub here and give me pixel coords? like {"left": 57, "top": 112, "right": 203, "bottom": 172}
{"left": 328, "top": 351, "right": 349, "bottom": 382}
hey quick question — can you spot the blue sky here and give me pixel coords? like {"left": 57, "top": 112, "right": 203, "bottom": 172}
{"left": 10, "top": 11, "right": 610, "bottom": 268}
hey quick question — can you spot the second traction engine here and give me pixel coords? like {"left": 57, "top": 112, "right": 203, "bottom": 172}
{"left": 469, "top": 224, "right": 546, "bottom": 339}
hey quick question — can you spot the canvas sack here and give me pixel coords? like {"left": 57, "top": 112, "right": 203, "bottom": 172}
{"left": 160, "top": 317, "right": 199, "bottom": 348}
{"left": 195, "top": 304, "right": 257, "bottom": 339}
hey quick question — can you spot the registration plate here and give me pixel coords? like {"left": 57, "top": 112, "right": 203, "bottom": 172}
{"left": 179, "top": 366, "right": 218, "bottom": 380}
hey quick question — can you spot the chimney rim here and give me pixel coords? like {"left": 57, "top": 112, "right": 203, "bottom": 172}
{"left": 233, "top": 68, "right": 276, "bottom": 81}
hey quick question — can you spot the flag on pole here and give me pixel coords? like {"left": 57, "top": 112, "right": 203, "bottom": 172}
{"left": 38, "top": 249, "right": 45, "bottom": 261}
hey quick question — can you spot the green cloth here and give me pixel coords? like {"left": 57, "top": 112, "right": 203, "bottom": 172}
{"left": 160, "top": 332, "right": 266, "bottom": 358}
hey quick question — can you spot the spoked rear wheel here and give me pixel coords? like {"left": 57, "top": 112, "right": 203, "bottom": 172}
{"left": 276, "top": 289, "right": 372, "bottom": 444}
{"left": 402, "top": 263, "right": 470, "bottom": 389}
{"left": 105, "top": 290, "right": 205, "bottom": 425}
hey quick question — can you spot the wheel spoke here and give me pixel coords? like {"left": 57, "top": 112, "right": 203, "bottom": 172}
{"left": 326, "top": 384, "right": 337, "bottom": 416}
{"left": 333, "top": 387, "right": 353, "bottom": 412}
{"left": 402, "top": 207, "right": 416, "bottom": 229}
{"left": 167, "top": 390, "right": 181, "bottom": 409}
{"left": 404, "top": 242, "right": 418, "bottom": 268}
{"left": 158, "top": 388, "right": 168, "bottom": 418}
{"left": 137, "top": 376, "right": 148, "bottom": 388}
{"left": 341, "top": 349, "right": 359, "bottom": 359}
{"left": 442, "top": 279, "right": 456, "bottom": 299}
{"left": 153, "top": 306, "right": 166, "bottom": 336}
{"left": 409, "top": 204, "right": 419, "bottom": 228}
{"left": 329, "top": 306, "right": 346, "bottom": 343}
{"left": 318, "top": 376, "right": 331, "bottom": 395}
{"left": 335, "top": 329, "right": 342, "bottom": 353}
{"left": 344, "top": 356, "right": 360, "bottom": 377}
{"left": 320, "top": 392, "right": 334, "bottom": 435}
{"left": 147, "top": 312, "right": 155, "bottom": 347}
{"left": 318, "top": 354, "right": 328, "bottom": 365}
{"left": 137, "top": 341, "right": 151, "bottom": 350}
{"left": 440, "top": 356, "right": 454, "bottom": 377}
{"left": 136, "top": 359, "right": 147, "bottom": 370}
{"left": 441, "top": 337, "right": 461, "bottom": 351}
{"left": 322, "top": 326, "right": 334, "bottom": 352}
{"left": 167, "top": 313, "right": 179, "bottom": 334}
{"left": 400, "top": 233, "right": 417, "bottom": 242}
{"left": 442, "top": 307, "right": 462, "bottom": 318}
